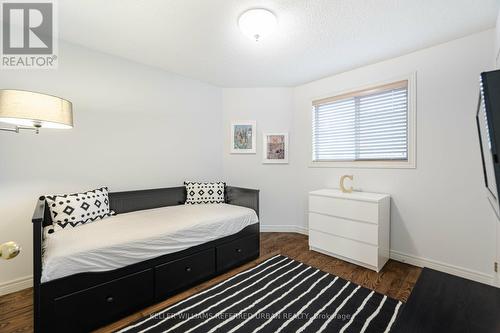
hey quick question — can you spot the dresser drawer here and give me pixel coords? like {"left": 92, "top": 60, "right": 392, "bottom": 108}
{"left": 54, "top": 269, "right": 154, "bottom": 333}
{"left": 309, "top": 230, "right": 378, "bottom": 268}
{"left": 216, "top": 234, "right": 259, "bottom": 272}
{"left": 155, "top": 248, "right": 215, "bottom": 298}
{"left": 309, "top": 212, "right": 378, "bottom": 245}
{"left": 309, "top": 195, "right": 379, "bottom": 224}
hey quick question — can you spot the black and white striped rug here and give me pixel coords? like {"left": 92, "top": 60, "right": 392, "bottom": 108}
{"left": 117, "top": 255, "right": 403, "bottom": 333}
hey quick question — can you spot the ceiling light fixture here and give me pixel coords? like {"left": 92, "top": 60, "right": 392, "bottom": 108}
{"left": 238, "top": 9, "right": 277, "bottom": 42}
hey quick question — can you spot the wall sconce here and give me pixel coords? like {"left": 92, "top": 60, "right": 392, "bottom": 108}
{"left": 0, "top": 89, "right": 73, "bottom": 259}
{"left": 0, "top": 89, "right": 73, "bottom": 134}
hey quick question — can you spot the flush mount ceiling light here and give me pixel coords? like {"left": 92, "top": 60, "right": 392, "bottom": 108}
{"left": 238, "top": 9, "right": 277, "bottom": 42}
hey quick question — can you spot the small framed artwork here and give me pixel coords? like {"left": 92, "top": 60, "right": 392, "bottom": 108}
{"left": 231, "top": 121, "right": 256, "bottom": 154}
{"left": 263, "top": 132, "right": 289, "bottom": 164}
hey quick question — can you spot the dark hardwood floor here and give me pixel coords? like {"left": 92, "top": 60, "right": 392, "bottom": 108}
{"left": 0, "top": 232, "right": 421, "bottom": 333}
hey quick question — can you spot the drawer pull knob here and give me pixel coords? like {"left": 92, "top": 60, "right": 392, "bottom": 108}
{"left": 185, "top": 267, "right": 192, "bottom": 272}
{"left": 236, "top": 248, "right": 242, "bottom": 253}
{"left": 106, "top": 296, "right": 114, "bottom": 303}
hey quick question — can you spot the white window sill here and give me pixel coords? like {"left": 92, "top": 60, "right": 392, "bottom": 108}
{"left": 309, "top": 160, "right": 416, "bottom": 169}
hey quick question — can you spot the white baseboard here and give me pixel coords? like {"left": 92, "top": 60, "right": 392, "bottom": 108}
{"left": 259, "top": 227, "right": 495, "bottom": 286}
{"left": 389, "top": 250, "right": 495, "bottom": 286}
{"left": 0, "top": 275, "right": 33, "bottom": 296}
{"left": 260, "top": 224, "right": 308, "bottom": 235}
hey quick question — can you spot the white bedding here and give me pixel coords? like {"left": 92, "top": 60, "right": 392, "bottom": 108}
{"left": 42, "top": 203, "right": 258, "bottom": 282}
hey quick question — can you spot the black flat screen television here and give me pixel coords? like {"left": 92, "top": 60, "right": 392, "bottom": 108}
{"left": 477, "top": 70, "right": 500, "bottom": 218}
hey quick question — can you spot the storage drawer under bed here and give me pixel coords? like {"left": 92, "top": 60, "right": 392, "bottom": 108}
{"left": 216, "top": 234, "right": 259, "bottom": 272}
{"left": 47, "top": 236, "right": 258, "bottom": 332}
{"left": 155, "top": 248, "right": 216, "bottom": 298}
{"left": 53, "top": 268, "right": 154, "bottom": 333}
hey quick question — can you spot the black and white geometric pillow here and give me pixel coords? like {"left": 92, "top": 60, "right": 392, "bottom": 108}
{"left": 45, "top": 187, "right": 115, "bottom": 232}
{"left": 184, "top": 181, "right": 225, "bottom": 205}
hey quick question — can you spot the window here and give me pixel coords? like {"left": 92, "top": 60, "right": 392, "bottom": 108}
{"left": 312, "top": 80, "right": 414, "bottom": 167}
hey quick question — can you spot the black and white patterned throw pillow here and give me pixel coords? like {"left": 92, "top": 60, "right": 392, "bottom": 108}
{"left": 45, "top": 187, "right": 115, "bottom": 232}
{"left": 184, "top": 181, "right": 225, "bottom": 204}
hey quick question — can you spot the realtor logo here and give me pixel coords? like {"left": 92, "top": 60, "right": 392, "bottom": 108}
{"left": 1, "top": 0, "right": 58, "bottom": 68}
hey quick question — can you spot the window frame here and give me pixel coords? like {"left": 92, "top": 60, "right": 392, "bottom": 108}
{"left": 309, "top": 73, "right": 416, "bottom": 169}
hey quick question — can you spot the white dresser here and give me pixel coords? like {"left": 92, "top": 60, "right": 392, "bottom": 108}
{"left": 308, "top": 189, "right": 390, "bottom": 272}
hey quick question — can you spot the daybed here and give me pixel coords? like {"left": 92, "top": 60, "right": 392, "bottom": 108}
{"left": 32, "top": 186, "right": 259, "bottom": 333}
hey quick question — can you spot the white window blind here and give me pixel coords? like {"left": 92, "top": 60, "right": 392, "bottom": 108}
{"left": 312, "top": 80, "right": 409, "bottom": 162}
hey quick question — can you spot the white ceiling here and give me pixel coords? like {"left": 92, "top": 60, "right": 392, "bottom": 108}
{"left": 58, "top": 0, "right": 500, "bottom": 87}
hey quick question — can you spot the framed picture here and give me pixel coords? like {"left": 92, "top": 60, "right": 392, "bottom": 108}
{"left": 231, "top": 121, "right": 256, "bottom": 154}
{"left": 263, "top": 132, "right": 289, "bottom": 164}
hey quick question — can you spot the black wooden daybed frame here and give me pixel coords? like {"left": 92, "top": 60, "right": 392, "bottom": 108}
{"left": 32, "top": 186, "right": 260, "bottom": 333}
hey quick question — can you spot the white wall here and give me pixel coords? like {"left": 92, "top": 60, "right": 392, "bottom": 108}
{"left": 221, "top": 88, "right": 304, "bottom": 232}
{"left": 223, "top": 29, "right": 498, "bottom": 284}
{"left": 495, "top": 8, "right": 500, "bottom": 68}
{"left": 0, "top": 41, "right": 223, "bottom": 294}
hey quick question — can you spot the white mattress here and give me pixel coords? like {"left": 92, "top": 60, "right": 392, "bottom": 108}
{"left": 41, "top": 203, "right": 258, "bottom": 282}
